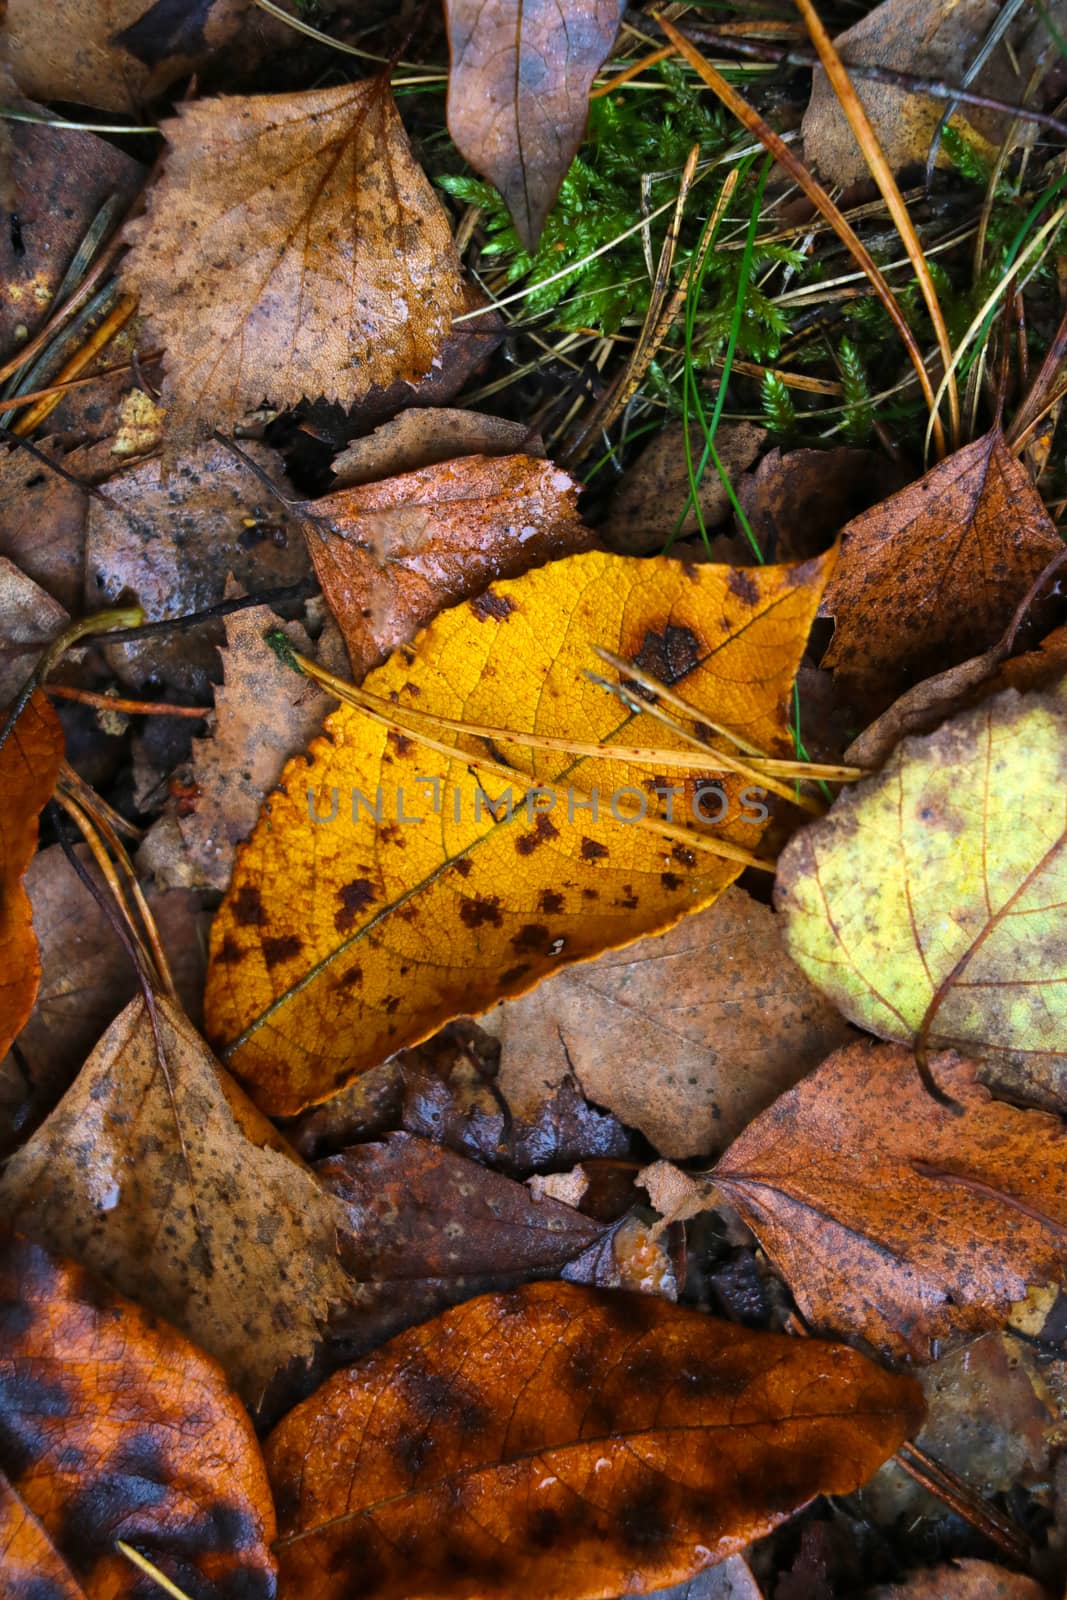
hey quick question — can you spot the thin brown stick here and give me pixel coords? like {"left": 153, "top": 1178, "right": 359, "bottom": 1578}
{"left": 1008, "top": 303, "right": 1067, "bottom": 446}
{"left": 792, "top": 0, "right": 959, "bottom": 450}
{"left": 47, "top": 685, "right": 211, "bottom": 718}
{"left": 654, "top": 14, "right": 946, "bottom": 456}
{"left": 0, "top": 351, "right": 162, "bottom": 411}
{"left": 896, "top": 1443, "right": 1031, "bottom": 1564}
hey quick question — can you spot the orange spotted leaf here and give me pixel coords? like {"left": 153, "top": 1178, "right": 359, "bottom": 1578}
{"left": 205, "top": 547, "right": 834, "bottom": 1115}
{"left": 0, "top": 1229, "right": 276, "bottom": 1598}
{"left": 0, "top": 690, "right": 64, "bottom": 1062}
{"left": 266, "top": 1280, "right": 924, "bottom": 1600}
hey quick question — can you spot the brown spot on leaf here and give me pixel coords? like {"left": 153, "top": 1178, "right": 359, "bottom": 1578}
{"left": 538, "top": 890, "right": 564, "bottom": 914}
{"left": 470, "top": 589, "right": 516, "bottom": 622}
{"left": 581, "top": 837, "right": 608, "bottom": 861}
{"left": 727, "top": 568, "right": 760, "bottom": 605}
{"left": 511, "top": 923, "right": 552, "bottom": 954}
{"left": 459, "top": 894, "right": 503, "bottom": 928}
{"left": 335, "top": 879, "right": 377, "bottom": 932}
{"left": 232, "top": 885, "right": 265, "bottom": 927}
{"left": 516, "top": 813, "right": 559, "bottom": 856}
{"left": 632, "top": 624, "right": 701, "bottom": 687}
{"left": 262, "top": 935, "right": 302, "bottom": 968}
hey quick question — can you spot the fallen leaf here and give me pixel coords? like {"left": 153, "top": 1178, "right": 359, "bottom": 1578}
{"left": 563, "top": 1212, "right": 680, "bottom": 1299}
{"left": 0, "top": 992, "right": 359, "bottom": 1413}
{"left": 177, "top": 595, "right": 335, "bottom": 890}
{"left": 0, "top": 1468, "right": 85, "bottom": 1600}
{"left": 735, "top": 446, "right": 909, "bottom": 564}
{"left": 319, "top": 1130, "right": 605, "bottom": 1347}
{"left": 0, "top": 558, "right": 68, "bottom": 705}
{"left": 0, "top": 111, "right": 143, "bottom": 353}
{"left": 85, "top": 441, "right": 309, "bottom": 697}
{"left": 602, "top": 422, "right": 766, "bottom": 557}
{"left": 0, "top": 691, "right": 64, "bottom": 1065}
{"left": 0, "top": 843, "right": 210, "bottom": 1152}
{"left": 205, "top": 545, "right": 834, "bottom": 1115}
{"left": 0, "top": 1228, "right": 276, "bottom": 1598}
{"left": 301, "top": 453, "right": 591, "bottom": 678}
{"left": 802, "top": 0, "right": 1065, "bottom": 185}
{"left": 869, "top": 1559, "right": 1049, "bottom": 1598}
{"left": 775, "top": 684, "right": 1067, "bottom": 1106}
{"left": 266, "top": 1280, "right": 924, "bottom": 1599}
{"left": 483, "top": 885, "right": 852, "bottom": 1159}
{"left": 6, "top": 0, "right": 247, "bottom": 111}
{"left": 331, "top": 409, "right": 542, "bottom": 488}
{"left": 626, "top": 1555, "right": 765, "bottom": 1600}
{"left": 0, "top": 442, "right": 92, "bottom": 613}
{"left": 444, "top": 0, "right": 625, "bottom": 249}
{"left": 820, "top": 430, "right": 1061, "bottom": 711}
{"left": 121, "top": 78, "right": 467, "bottom": 441}
{"left": 711, "top": 1041, "right": 1067, "bottom": 1360}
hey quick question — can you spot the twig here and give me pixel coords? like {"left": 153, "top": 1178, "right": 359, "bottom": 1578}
{"left": 46, "top": 686, "right": 211, "bottom": 718}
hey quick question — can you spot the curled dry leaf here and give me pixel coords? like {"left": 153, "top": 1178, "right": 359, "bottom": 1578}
{"left": 301, "top": 453, "right": 591, "bottom": 679}
{"left": 121, "top": 79, "right": 467, "bottom": 442}
{"left": 712, "top": 1041, "right": 1067, "bottom": 1360}
{"left": 177, "top": 596, "right": 335, "bottom": 890}
{"left": 86, "top": 441, "right": 308, "bottom": 697}
{"left": 444, "top": 0, "right": 625, "bottom": 250}
{"left": 776, "top": 685, "right": 1067, "bottom": 1107}
{"left": 0, "top": 690, "right": 64, "bottom": 1064}
{"left": 820, "top": 430, "right": 1061, "bottom": 712}
{"left": 0, "top": 1229, "right": 276, "bottom": 1598}
{"left": 331, "top": 409, "right": 542, "bottom": 489}
{"left": 802, "top": 0, "right": 1063, "bottom": 186}
{"left": 484, "top": 886, "right": 851, "bottom": 1159}
{"left": 266, "top": 1280, "right": 924, "bottom": 1600}
{"left": 5, "top": 0, "right": 246, "bottom": 112}
{"left": 205, "top": 547, "right": 834, "bottom": 1115}
{"left": 0, "top": 993, "right": 359, "bottom": 1412}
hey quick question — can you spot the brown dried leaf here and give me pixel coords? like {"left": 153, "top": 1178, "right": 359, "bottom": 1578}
{"left": 266, "top": 1280, "right": 924, "bottom": 1600}
{"left": 301, "top": 453, "right": 591, "bottom": 678}
{"left": 713, "top": 1041, "right": 1067, "bottom": 1360}
{"left": 735, "top": 446, "right": 909, "bottom": 564}
{"left": 5, "top": 0, "right": 247, "bottom": 113}
{"left": 0, "top": 844, "right": 209, "bottom": 1153}
{"left": 820, "top": 429, "right": 1061, "bottom": 711}
{"left": 802, "top": 0, "right": 1066, "bottom": 185}
{"left": 121, "top": 79, "right": 467, "bottom": 441}
{"left": 85, "top": 441, "right": 308, "bottom": 696}
{"left": 0, "top": 442, "right": 92, "bottom": 614}
{"left": 0, "top": 559, "right": 67, "bottom": 705}
{"left": 177, "top": 597, "right": 335, "bottom": 890}
{"left": 484, "top": 886, "right": 852, "bottom": 1159}
{"left": 331, "top": 408, "right": 542, "bottom": 488}
{"left": 869, "top": 1559, "right": 1049, "bottom": 1599}
{"left": 444, "top": 0, "right": 624, "bottom": 249}
{"left": 0, "top": 1229, "right": 276, "bottom": 1599}
{"left": 0, "top": 993, "right": 360, "bottom": 1412}
{"left": 602, "top": 422, "right": 765, "bottom": 557}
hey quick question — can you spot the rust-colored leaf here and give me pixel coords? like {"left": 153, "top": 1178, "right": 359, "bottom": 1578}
{"left": 0, "top": 1229, "right": 276, "bottom": 1598}
{"left": 0, "top": 993, "right": 360, "bottom": 1412}
{"left": 266, "top": 1280, "right": 924, "bottom": 1600}
{"left": 712, "top": 1041, "right": 1067, "bottom": 1360}
{"left": 121, "top": 78, "right": 466, "bottom": 441}
{"left": 301, "top": 453, "right": 591, "bottom": 679}
{"left": 484, "top": 886, "right": 851, "bottom": 1159}
{"left": 820, "top": 429, "right": 1061, "bottom": 711}
{"left": 331, "top": 409, "right": 542, "bottom": 489}
{"left": 444, "top": 0, "right": 625, "bottom": 249}
{"left": 0, "top": 689, "right": 64, "bottom": 1064}
{"left": 205, "top": 546, "right": 834, "bottom": 1116}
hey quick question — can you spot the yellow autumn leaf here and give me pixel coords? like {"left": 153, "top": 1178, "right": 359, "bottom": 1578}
{"left": 776, "top": 684, "right": 1067, "bottom": 1107}
{"left": 205, "top": 548, "right": 834, "bottom": 1115}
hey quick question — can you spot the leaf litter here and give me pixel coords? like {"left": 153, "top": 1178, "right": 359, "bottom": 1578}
{"left": 2, "top": 0, "right": 1067, "bottom": 1592}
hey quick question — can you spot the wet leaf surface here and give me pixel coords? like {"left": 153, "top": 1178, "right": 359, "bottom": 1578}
{"left": 266, "top": 1280, "right": 924, "bottom": 1600}
{"left": 0, "top": 1228, "right": 276, "bottom": 1598}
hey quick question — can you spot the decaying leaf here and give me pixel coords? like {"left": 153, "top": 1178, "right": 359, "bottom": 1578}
{"left": 775, "top": 684, "right": 1067, "bottom": 1106}
{"left": 0, "top": 442, "right": 92, "bottom": 614}
{"left": 802, "top": 0, "right": 1066, "bottom": 185}
{"left": 0, "top": 1229, "right": 276, "bottom": 1598}
{"left": 266, "top": 1280, "right": 924, "bottom": 1600}
{"left": 444, "top": 0, "right": 624, "bottom": 250}
{"left": 820, "top": 430, "right": 1061, "bottom": 711}
{"left": 712, "top": 1041, "right": 1067, "bottom": 1360}
{"left": 320, "top": 1131, "right": 604, "bottom": 1347}
{"left": 121, "top": 79, "right": 467, "bottom": 441}
{"left": 86, "top": 441, "right": 308, "bottom": 697}
{"left": 331, "top": 409, "right": 542, "bottom": 489}
{"left": 870, "top": 1560, "right": 1049, "bottom": 1598}
{"left": 206, "top": 546, "right": 834, "bottom": 1115}
{"left": 0, "top": 992, "right": 359, "bottom": 1411}
{"left": 0, "top": 559, "right": 68, "bottom": 705}
{"left": 5, "top": 0, "right": 247, "bottom": 112}
{"left": 483, "top": 886, "right": 851, "bottom": 1159}
{"left": 602, "top": 423, "right": 765, "bottom": 557}
{"left": 302, "top": 453, "right": 590, "bottom": 678}
{"left": 0, "top": 691, "right": 64, "bottom": 1065}
{"left": 735, "top": 446, "right": 909, "bottom": 564}
{"left": 177, "top": 598, "right": 335, "bottom": 890}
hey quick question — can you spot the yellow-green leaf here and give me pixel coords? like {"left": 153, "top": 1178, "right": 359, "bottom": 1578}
{"left": 775, "top": 685, "right": 1067, "bottom": 1105}
{"left": 206, "top": 548, "right": 834, "bottom": 1115}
